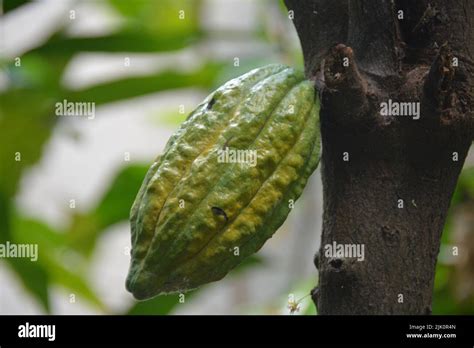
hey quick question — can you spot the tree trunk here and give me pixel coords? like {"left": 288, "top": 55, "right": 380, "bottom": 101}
{"left": 285, "top": 0, "right": 474, "bottom": 314}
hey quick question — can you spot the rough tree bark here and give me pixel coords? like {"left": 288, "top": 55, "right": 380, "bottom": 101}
{"left": 285, "top": 0, "right": 474, "bottom": 314}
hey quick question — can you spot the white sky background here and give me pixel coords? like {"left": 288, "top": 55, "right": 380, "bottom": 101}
{"left": 0, "top": 0, "right": 322, "bottom": 314}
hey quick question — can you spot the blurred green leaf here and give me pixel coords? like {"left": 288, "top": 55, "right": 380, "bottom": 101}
{"left": 0, "top": 192, "right": 11, "bottom": 242}
{"left": 108, "top": 0, "right": 201, "bottom": 37}
{"left": 95, "top": 164, "right": 149, "bottom": 228}
{"left": 3, "top": 0, "right": 32, "bottom": 13}
{"left": 432, "top": 263, "right": 472, "bottom": 314}
{"left": 434, "top": 165, "right": 474, "bottom": 314}
{"left": 450, "top": 167, "right": 474, "bottom": 206}
{"left": 65, "top": 164, "right": 148, "bottom": 255}
{"left": 432, "top": 285, "right": 458, "bottom": 314}
{"left": 11, "top": 215, "right": 106, "bottom": 312}
{"left": 33, "top": 30, "right": 202, "bottom": 55}
{"left": 66, "top": 62, "right": 223, "bottom": 105}
{"left": 2, "top": 208, "right": 52, "bottom": 313}
{"left": 6, "top": 258, "right": 50, "bottom": 312}
{"left": 442, "top": 166, "right": 474, "bottom": 244}
{"left": 458, "top": 167, "right": 474, "bottom": 199}
{"left": 66, "top": 213, "right": 101, "bottom": 256}
{"left": 434, "top": 263, "right": 450, "bottom": 291}
{"left": 44, "top": 257, "right": 107, "bottom": 312}
{"left": 13, "top": 216, "right": 65, "bottom": 249}
{"left": 0, "top": 89, "right": 57, "bottom": 197}
{"left": 3, "top": 54, "right": 69, "bottom": 91}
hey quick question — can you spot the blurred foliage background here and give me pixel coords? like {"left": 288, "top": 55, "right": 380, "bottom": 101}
{"left": 0, "top": 0, "right": 472, "bottom": 315}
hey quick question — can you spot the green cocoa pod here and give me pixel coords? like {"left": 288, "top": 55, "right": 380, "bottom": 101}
{"left": 126, "top": 64, "right": 320, "bottom": 300}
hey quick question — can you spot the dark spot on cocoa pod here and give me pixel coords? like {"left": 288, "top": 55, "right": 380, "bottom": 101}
{"left": 207, "top": 97, "right": 216, "bottom": 110}
{"left": 211, "top": 206, "right": 228, "bottom": 222}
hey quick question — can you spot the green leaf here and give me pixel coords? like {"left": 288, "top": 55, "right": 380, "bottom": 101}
{"left": 94, "top": 164, "right": 149, "bottom": 229}
{"left": 0, "top": 191, "right": 12, "bottom": 243}
{"left": 64, "top": 164, "right": 148, "bottom": 255}
{"left": 13, "top": 216, "right": 66, "bottom": 250}
{"left": 108, "top": 0, "right": 201, "bottom": 37}
{"left": 32, "top": 30, "right": 202, "bottom": 55}
{"left": 65, "top": 213, "right": 101, "bottom": 256}
{"left": 458, "top": 167, "right": 474, "bottom": 198}
{"left": 3, "top": 54, "right": 69, "bottom": 91}
{"left": 3, "top": 0, "right": 32, "bottom": 13}
{"left": 0, "top": 89, "right": 57, "bottom": 197}
{"left": 1, "top": 204, "right": 51, "bottom": 312}
{"left": 11, "top": 215, "right": 106, "bottom": 312}
{"left": 6, "top": 258, "right": 50, "bottom": 312}
{"left": 65, "top": 62, "right": 223, "bottom": 106}
{"left": 44, "top": 257, "right": 107, "bottom": 312}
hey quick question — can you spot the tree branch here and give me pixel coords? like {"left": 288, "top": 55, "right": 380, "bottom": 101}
{"left": 319, "top": 44, "right": 372, "bottom": 127}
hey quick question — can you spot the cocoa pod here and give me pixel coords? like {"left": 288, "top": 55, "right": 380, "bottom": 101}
{"left": 126, "top": 64, "right": 320, "bottom": 300}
